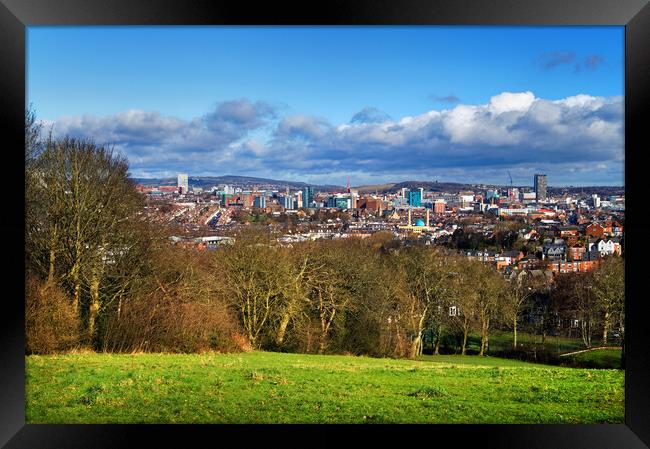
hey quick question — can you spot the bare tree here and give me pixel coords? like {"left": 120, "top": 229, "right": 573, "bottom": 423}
{"left": 26, "top": 135, "right": 148, "bottom": 345}
{"left": 25, "top": 105, "right": 44, "bottom": 164}
{"left": 390, "top": 247, "right": 459, "bottom": 358}
{"left": 446, "top": 258, "right": 480, "bottom": 355}
{"left": 592, "top": 256, "right": 624, "bottom": 344}
{"left": 308, "top": 240, "right": 362, "bottom": 354}
{"left": 216, "top": 229, "right": 286, "bottom": 348}
{"left": 25, "top": 129, "right": 66, "bottom": 285}
{"left": 473, "top": 263, "right": 505, "bottom": 356}
{"left": 504, "top": 270, "right": 543, "bottom": 349}
{"left": 274, "top": 243, "right": 315, "bottom": 346}
{"left": 563, "top": 273, "right": 600, "bottom": 349}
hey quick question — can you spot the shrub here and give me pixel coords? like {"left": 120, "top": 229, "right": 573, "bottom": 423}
{"left": 25, "top": 276, "right": 79, "bottom": 354}
{"left": 101, "top": 293, "right": 246, "bottom": 353}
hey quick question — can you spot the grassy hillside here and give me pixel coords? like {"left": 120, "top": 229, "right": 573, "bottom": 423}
{"left": 563, "top": 348, "right": 624, "bottom": 369}
{"left": 353, "top": 183, "right": 396, "bottom": 193}
{"left": 26, "top": 351, "right": 624, "bottom": 424}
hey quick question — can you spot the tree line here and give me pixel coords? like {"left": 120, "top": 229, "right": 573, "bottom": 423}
{"left": 24, "top": 109, "right": 624, "bottom": 359}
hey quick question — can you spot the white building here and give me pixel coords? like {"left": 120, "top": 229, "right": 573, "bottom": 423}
{"left": 591, "top": 194, "right": 601, "bottom": 208}
{"left": 498, "top": 208, "right": 530, "bottom": 217}
{"left": 177, "top": 173, "right": 189, "bottom": 194}
{"left": 589, "top": 239, "right": 621, "bottom": 256}
{"left": 520, "top": 191, "right": 536, "bottom": 202}
{"left": 459, "top": 194, "right": 474, "bottom": 206}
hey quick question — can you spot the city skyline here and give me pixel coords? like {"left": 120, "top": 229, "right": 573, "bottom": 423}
{"left": 136, "top": 172, "right": 623, "bottom": 190}
{"left": 28, "top": 26, "right": 624, "bottom": 186}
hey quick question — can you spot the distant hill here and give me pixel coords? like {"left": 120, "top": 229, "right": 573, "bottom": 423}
{"left": 133, "top": 175, "right": 623, "bottom": 196}
{"left": 357, "top": 180, "right": 484, "bottom": 194}
{"left": 353, "top": 183, "right": 397, "bottom": 193}
{"left": 356, "top": 180, "right": 624, "bottom": 196}
{"left": 547, "top": 186, "right": 624, "bottom": 197}
{"left": 132, "top": 175, "right": 343, "bottom": 191}
{"left": 392, "top": 181, "right": 476, "bottom": 193}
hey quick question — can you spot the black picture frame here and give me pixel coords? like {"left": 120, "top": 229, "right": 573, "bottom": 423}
{"left": 1, "top": 0, "right": 649, "bottom": 447}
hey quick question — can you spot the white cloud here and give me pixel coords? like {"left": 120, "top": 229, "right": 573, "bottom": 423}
{"left": 46, "top": 91, "right": 624, "bottom": 185}
{"left": 488, "top": 91, "right": 535, "bottom": 114}
{"left": 555, "top": 94, "right": 601, "bottom": 108}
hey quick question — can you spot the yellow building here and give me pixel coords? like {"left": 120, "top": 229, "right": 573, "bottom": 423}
{"left": 398, "top": 208, "right": 431, "bottom": 233}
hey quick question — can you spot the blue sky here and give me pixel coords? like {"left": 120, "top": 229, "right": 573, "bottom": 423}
{"left": 27, "top": 26, "right": 624, "bottom": 186}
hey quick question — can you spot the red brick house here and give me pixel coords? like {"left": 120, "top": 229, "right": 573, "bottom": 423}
{"left": 586, "top": 223, "right": 605, "bottom": 239}
{"left": 602, "top": 221, "right": 614, "bottom": 235}
{"left": 568, "top": 244, "right": 586, "bottom": 261}
{"left": 547, "top": 259, "right": 601, "bottom": 273}
{"left": 557, "top": 226, "right": 580, "bottom": 239}
{"left": 517, "top": 256, "right": 543, "bottom": 270}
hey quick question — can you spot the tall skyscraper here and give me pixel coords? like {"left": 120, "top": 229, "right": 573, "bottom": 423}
{"left": 302, "top": 186, "right": 314, "bottom": 208}
{"left": 177, "top": 173, "right": 189, "bottom": 194}
{"left": 534, "top": 174, "right": 547, "bottom": 201}
{"left": 254, "top": 195, "right": 267, "bottom": 208}
{"left": 279, "top": 195, "right": 294, "bottom": 209}
{"left": 408, "top": 190, "right": 422, "bottom": 207}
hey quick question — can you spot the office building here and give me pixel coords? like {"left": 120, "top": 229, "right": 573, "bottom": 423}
{"left": 591, "top": 194, "right": 601, "bottom": 208}
{"left": 486, "top": 190, "right": 499, "bottom": 201}
{"left": 534, "top": 174, "right": 547, "bottom": 201}
{"left": 302, "top": 186, "right": 314, "bottom": 208}
{"left": 408, "top": 190, "right": 422, "bottom": 207}
{"left": 327, "top": 195, "right": 352, "bottom": 209}
{"left": 177, "top": 173, "right": 189, "bottom": 194}
{"left": 279, "top": 195, "right": 295, "bottom": 210}
{"left": 357, "top": 197, "right": 384, "bottom": 212}
{"left": 459, "top": 194, "right": 474, "bottom": 207}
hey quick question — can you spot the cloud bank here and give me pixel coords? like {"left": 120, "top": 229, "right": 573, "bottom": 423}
{"left": 46, "top": 92, "right": 624, "bottom": 186}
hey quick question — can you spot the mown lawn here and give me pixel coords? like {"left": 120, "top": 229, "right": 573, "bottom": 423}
{"left": 26, "top": 351, "right": 624, "bottom": 424}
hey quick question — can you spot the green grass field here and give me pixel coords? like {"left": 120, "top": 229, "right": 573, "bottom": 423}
{"left": 26, "top": 351, "right": 624, "bottom": 424}
{"left": 437, "top": 332, "right": 623, "bottom": 369}
{"left": 488, "top": 331, "right": 590, "bottom": 352}
{"left": 563, "top": 348, "right": 624, "bottom": 369}
{"left": 468, "top": 330, "right": 620, "bottom": 354}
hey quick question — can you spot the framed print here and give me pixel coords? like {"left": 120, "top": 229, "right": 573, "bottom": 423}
{"left": 2, "top": 0, "right": 649, "bottom": 447}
